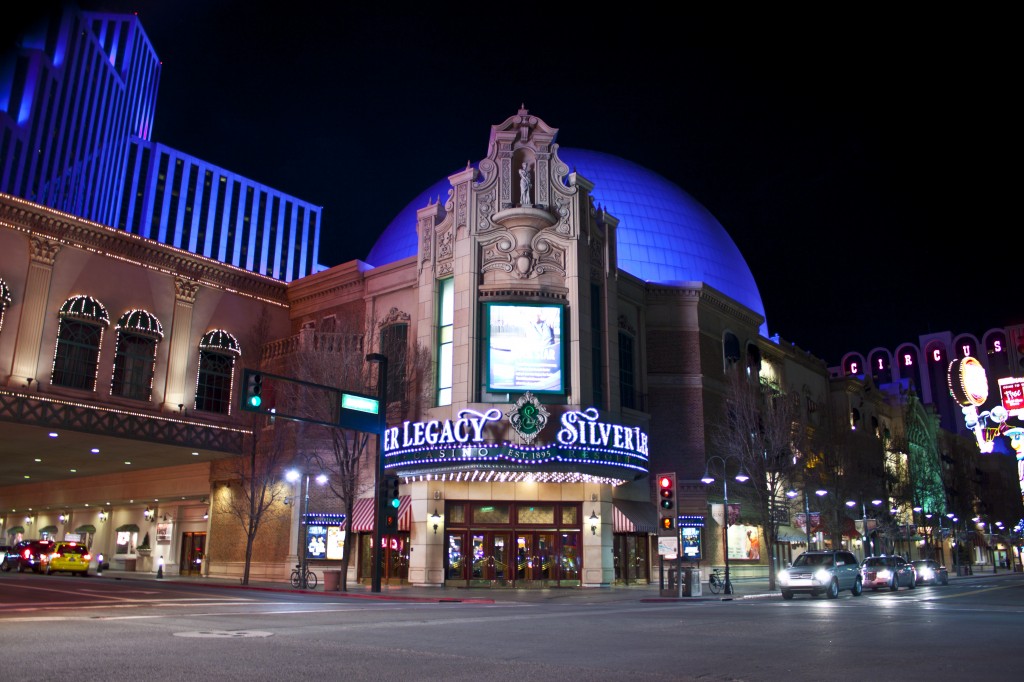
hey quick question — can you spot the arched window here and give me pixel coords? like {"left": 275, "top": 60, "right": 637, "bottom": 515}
{"left": 194, "top": 330, "right": 241, "bottom": 414}
{"left": 52, "top": 295, "right": 110, "bottom": 391}
{"left": 723, "top": 332, "right": 740, "bottom": 370}
{"left": 0, "top": 276, "right": 12, "bottom": 333}
{"left": 111, "top": 309, "right": 164, "bottom": 401}
{"left": 380, "top": 321, "right": 408, "bottom": 402}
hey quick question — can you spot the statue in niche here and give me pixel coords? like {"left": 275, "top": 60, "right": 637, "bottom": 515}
{"left": 519, "top": 162, "right": 532, "bottom": 205}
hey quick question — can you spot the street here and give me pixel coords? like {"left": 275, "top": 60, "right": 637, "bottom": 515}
{"left": 1, "top": 571, "right": 1021, "bottom": 680}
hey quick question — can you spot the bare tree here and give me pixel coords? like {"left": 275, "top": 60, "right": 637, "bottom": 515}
{"left": 287, "top": 310, "right": 433, "bottom": 591}
{"left": 709, "top": 368, "right": 808, "bottom": 590}
{"left": 216, "top": 307, "right": 293, "bottom": 586}
{"left": 803, "top": 407, "right": 887, "bottom": 557}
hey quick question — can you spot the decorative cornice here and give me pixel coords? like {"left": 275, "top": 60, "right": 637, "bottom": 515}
{"left": 1, "top": 195, "right": 288, "bottom": 306}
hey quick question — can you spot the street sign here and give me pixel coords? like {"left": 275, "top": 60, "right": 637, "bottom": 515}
{"left": 339, "top": 391, "right": 381, "bottom": 433}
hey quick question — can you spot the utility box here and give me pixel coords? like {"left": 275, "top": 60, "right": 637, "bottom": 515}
{"left": 661, "top": 567, "right": 703, "bottom": 597}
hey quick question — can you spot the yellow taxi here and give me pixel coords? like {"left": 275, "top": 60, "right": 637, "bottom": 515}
{"left": 45, "top": 541, "right": 92, "bottom": 576}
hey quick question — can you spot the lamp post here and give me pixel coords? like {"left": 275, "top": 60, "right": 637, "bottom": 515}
{"left": 845, "top": 499, "right": 883, "bottom": 560}
{"left": 286, "top": 468, "right": 328, "bottom": 587}
{"left": 788, "top": 487, "right": 827, "bottom": 550}
{"left": 701, "top": 455, "right": 749, "bottom": 595}
{"left": 366, "top": 352, "right": 388, "bottom": 593}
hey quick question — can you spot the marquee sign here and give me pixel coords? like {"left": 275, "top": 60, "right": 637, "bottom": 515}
{"left": 382, "top": 403, "right": 649, "bottom": 480}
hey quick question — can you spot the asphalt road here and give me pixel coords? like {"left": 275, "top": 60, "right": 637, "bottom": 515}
{"left": 1, "top": 571, "right": 1021, "bottom": 681}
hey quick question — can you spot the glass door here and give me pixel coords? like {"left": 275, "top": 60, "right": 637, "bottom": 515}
{"left": 179, "top": 532, "right": 205, "bottom": 575}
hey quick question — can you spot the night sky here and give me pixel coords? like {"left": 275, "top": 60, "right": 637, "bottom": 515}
{"left": 11, "top": 3, "right": 1019, "bottom": 365}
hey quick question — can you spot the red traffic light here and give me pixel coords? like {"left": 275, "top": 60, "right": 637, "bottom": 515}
{"left": 659, "top": 475, "right": 673, "bottom": 489}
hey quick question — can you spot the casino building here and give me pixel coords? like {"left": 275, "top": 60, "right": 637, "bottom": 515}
{"left": 3, "top": 9, "right": 1021, "bottom": 588}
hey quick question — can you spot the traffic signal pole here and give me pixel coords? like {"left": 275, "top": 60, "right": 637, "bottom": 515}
{"left": 366, "top": 353, "right": 387, "bottom": 593}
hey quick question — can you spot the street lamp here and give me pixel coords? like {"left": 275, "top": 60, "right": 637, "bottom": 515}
{"left": 701, "top": 455, "right": 749, "bottom": 595}
{"left": 845, "top": 499, "right": 883, "bottom": 560}
{"left": 286, "top": 468, "right": 328, "bottom": 586}
{"left": 788, "top": 487, "right": 827, "bottom": 550}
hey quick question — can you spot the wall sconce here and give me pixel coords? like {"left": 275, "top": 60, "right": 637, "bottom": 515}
{"left": 589, "top": 510, "right": 599, "bottom": 536}
{"left": 143, "top": 507, "right": 154, "bottom": 522}
{"left": 430, "top": 508, "right": 442, "bottom": 535}
{"left": 58, "top": 512, "right": 69, "bottom": 523}
{"left": 24, "top": 516, "right": 33, "bottom": 526}
{"left": 98, "top": 510, "right": 108, "bottom": 523}
{"left": 161, "top": 514, "right": 170, "bottom": 523}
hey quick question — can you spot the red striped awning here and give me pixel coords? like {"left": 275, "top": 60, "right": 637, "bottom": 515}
{"left": 613, "top": 499, "right": 658, "bottom": 533}
{"left": 350, "top": 496, "right": 412, "bottom": 532}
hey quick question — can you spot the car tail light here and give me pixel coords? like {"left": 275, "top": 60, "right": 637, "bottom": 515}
{"left": 22, "top": 549, "right": 31, "bottom": 559}
{"left": 83, "top": 553, "right": 92, "bottom": 561}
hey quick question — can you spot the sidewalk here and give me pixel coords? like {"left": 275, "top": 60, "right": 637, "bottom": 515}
{"left": 89, "top": 565, "right": 1012, "bottom": 604}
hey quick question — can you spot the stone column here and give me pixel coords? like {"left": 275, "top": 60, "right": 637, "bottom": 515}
{"left": 7, "top": 237, "right": 61, "bottom": 388}
{"left": 160, "top": 277, "right": 199, "bottom": 412}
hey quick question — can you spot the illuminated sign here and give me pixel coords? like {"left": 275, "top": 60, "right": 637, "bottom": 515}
{"left": 485, "top": 303, "right": 565, "bottom": 394}
{"left": 999, "top": 377, "right": 1024, "bottom": 416}
{"left": 384, "top": 409, "right": 503, "bottom": 451}
{"left": 304, "top": 513, "right": 346, "bottom": 560}
{"left": 382, "top": 406, "right": 649, "bottom": 479}
{"left": 948, "top": 356, "right": 988, "bottom": 407}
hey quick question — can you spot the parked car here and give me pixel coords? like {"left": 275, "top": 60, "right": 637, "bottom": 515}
{"left": 778, "top": 549, "right": 864, "bottom": 599}
{"left": 861, "top": 555, "right": 916, "bottom": 591}
{"left": 912, "top": 559, "right": 949, "bottom": 585}
{"left": 45, "top": 541, "right": 92, "bottom": 576}
{"left": 7, "top": 539, "right": 56, "bottom": 573}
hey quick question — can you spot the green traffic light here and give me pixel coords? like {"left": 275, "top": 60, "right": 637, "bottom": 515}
{"left": 249, "top": 395, "right": 262, "bottom": 408}
{"left": 390, "top": 497, "right": 400, "bottom": 509}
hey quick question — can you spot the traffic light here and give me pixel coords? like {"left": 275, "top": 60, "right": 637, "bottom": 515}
{"left": 657, "top": 472, "right": 677, "bottom": 536}
{"left": 380, "top": 475, "right": 400, "bottom": 534}
{"left": 244, "top": 370, "right": 263, "bottom": 409}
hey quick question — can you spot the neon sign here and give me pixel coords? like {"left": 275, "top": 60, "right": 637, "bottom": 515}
{"left": 381, "top": 405, "right": 649, "bottom": 479}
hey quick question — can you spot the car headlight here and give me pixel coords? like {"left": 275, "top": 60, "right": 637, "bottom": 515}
{"left": 878, "top": 569, "right": 891, "bottom": 579}
{"left": 814, "top": 568, "right": 831, "bottom": 583}
{"left": 778, "top": 569, "right": 790, "bottom": 583}
{"left": 920, "top": 568, "right": 933, "bottom": 579}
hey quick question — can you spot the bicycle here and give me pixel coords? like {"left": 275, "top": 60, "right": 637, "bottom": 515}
{"left": 290, "top": 563, "right": 317, "bottom": 590}
{"left": 708, "top": 568, "right": 725, "bottom": 594}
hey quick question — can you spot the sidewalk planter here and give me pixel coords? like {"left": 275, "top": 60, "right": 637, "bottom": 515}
{"left": 323, "top": 570, "right": 341, "bottom": 591}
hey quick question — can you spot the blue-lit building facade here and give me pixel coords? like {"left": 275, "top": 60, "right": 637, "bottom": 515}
{"left": 1, "top": 5, "right": 322, "bottom": 282}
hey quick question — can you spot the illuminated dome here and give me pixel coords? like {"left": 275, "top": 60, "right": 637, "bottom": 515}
{"left": 366, "top": 148, "right": 767, "bottom": 335}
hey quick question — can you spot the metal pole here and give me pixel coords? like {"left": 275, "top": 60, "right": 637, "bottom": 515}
{"left": 805, "top": 493, "right": 812, "bottom": 550}
{"left": 301, "top": 474, "right": 310, "bottom": 585}
{"left": 862, "top": 504, "right": 869, "bottom": 559}
{"left": 723, "top": 476, "right": 733, "bottom": 595}
{"left": 367, "top": 353, "right": 388, "bottom": 593}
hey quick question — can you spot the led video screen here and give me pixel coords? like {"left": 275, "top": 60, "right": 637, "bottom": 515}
{"left": 485, "top": 303, "right": 565, "bottom": 394}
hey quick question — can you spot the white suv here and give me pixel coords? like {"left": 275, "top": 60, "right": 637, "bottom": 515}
{"left": 778, "top": 550, "right": 864, "bottom": 599}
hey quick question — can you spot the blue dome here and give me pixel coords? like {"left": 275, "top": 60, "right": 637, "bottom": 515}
{"left": 366, "top": 148, "right": 767, "bottom": 335}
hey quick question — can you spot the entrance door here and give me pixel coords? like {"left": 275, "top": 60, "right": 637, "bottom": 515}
{"left": 469, "top": 532, "right": 511, "bottom": 584}
{"left": 179, "top": 532, "right": 205, "bottom": 575}
{"left": 516, "top": 532, "right": 557, "bottom": 584}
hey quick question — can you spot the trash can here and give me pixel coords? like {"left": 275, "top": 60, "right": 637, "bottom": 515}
{"left": 682, "top": 568, "right": 702, "bottom": 596}
{"left": 323, "top": 569, "right": 341, "bottom": 592}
